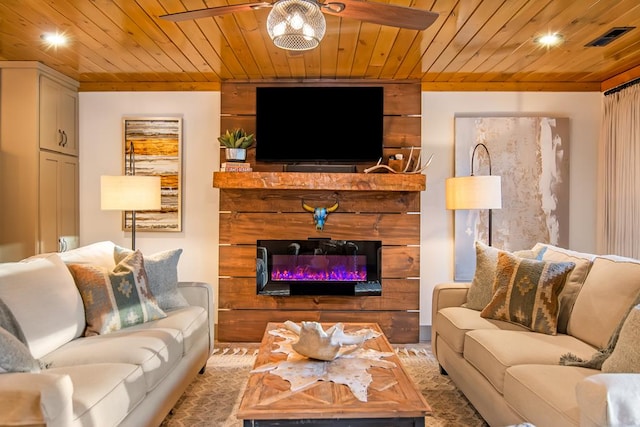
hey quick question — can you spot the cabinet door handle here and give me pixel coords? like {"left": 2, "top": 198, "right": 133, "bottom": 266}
{"left": 58, "top": 129, "right": 64, "bottom": 146}
{"left": 62, "top": 130, "right": 67, "bottom": 147}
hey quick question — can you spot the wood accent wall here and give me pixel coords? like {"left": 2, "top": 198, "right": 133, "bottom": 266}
{"left": 215, "top": 81, "right": 423, "bottom": 343}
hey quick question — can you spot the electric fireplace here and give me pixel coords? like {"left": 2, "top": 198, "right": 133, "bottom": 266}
{"left": 257, "top": 239, "right": 382, "bottom": 296}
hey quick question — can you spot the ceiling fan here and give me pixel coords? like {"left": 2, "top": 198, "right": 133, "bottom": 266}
{"left": 160, "top": 0, "right": 438, "bottom": 51}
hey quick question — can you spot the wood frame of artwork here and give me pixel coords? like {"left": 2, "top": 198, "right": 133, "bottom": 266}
{"left": 453, "top": 116, "right": 570, "bottom": 281}
{"left": 122, "top": 116, "right": 182, "bottom": 232}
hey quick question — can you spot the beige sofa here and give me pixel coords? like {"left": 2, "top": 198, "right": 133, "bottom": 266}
{"left": 0, "top": 241, "right": 214, "bottom": 427}
{"left": 432, "top": 242, "right": 640, "bottom": 427}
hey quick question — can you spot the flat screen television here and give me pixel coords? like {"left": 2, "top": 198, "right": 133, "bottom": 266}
{"left": 255, "top": 86, "right": 384, "bottom": 164}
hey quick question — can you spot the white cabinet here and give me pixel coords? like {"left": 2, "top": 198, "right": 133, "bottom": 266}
{"left": 39, "top": 152, "right": 79, "bottom": 253}
{"left": 39, "top": 75, "right": 78, "bottom": 155}
{"left": 0, "top": 61, "right": 80, "bottom": 261}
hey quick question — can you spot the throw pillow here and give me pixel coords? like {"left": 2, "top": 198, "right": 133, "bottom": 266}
{"left": 602, "top": 304, "right": 640, "bottom": 373}
{"left": 464, "top": 242, "right": 500, "bottom": 310}
{"left": 464, "top": 241, "right": 541, "bottom": 311}
{"left": 113, "top": 246, "right": 188, "bottom": 311}
{"left": 480, "top": 251, "right": 575, "bottom": 335}
{"left": 0, "top": 298, "right": 40, "bottom": 373}
{"left": 0, "top": 254, "right": 85, "bottom": 359}
{"left": 68, "top": 250, "right": 167, "bottom": 336}
{"left": 0, "top": 327, "right": 40, "bottom": 373}
{"left": 532, "top": 243, "right": 596, "bottom": 334}
{"left": 0, "top": 297, "right": 27, "bottom": 344}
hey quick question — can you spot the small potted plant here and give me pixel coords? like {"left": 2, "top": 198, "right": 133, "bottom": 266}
{"left": 218, "top": 128, "right": 255, "bottom": 162}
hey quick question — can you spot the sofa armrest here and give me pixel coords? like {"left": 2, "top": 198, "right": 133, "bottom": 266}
{"left": 432, "top": 282, "right": 470, "bottom": 314}
{"left": 431, "top": 282, "right": 471, "bottom": 345}
{"left": 0, "top": 372, "right": 74, "bottom": 427}
{"left": 576, "top": 373, "right": 640, "bottom": 427}
{"left": 178, "top": 281, "right": 215, "bottom": 355}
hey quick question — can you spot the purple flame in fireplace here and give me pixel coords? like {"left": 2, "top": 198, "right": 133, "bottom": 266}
{"left": 270, "top": 254, "right": 367, "bottom": 282}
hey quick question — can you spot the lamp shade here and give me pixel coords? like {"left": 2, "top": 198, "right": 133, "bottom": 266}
{"left": 445, "top": 175, "right": 502, "bottom": 210}
{"left": 267, "top": 0, "right": 326, "bottom": 51}
{"left": 101, "top": 175, "right": 161, "bottom": 211}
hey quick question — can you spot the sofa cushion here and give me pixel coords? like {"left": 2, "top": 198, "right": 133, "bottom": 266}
{"left": 602, "top": 304, "right": 640, "bottom": 373}
{"left": 464, "top": 329, "right": 597, "bottom": 394}
{"left": 0, "top": 254, "right": 85, "bottom": 359}
{"left": 46, "top": 363, "right": 146, "bottom": 426}
{"left": 568, "top": 255, "right": 640, "bottom": 349}
{"left": 58, "top": 240, "right": 117, "bottom": 269}
{"left": 480, "top": 251, "right": 575, "bottom": 335}
{"left": 125, "top": 305, "right": 208, "bottom": 354}
{"left": 114, "top": 246, "right": 189, "bottom": 311}
{"left": 504, "top": 364, "right": 594, "bottom": 427}
{"left": 68, "top": 250, "right": 167, "bottom": 336}
{"left": 464, "top": 242, "right": 541, "bottom": 311}
{"left": 436, "top": 306, "right": 529, "bottom": 355}
{"left": 533, "top": 243, "right": 596, "bottom": 334}
{"left": 42, "top": 326, "right": 183, "bottom": 392}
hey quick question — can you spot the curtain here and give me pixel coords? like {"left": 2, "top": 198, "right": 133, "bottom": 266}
{"left": 598, "top": 83, "right": 640, "bottom": 257}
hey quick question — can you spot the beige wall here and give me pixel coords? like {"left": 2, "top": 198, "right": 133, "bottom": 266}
{"left": 78, "top": 92, "right": 220, "bottom": 304}
{"left": 78, "top": 90, "right": 601, "bottom": 332}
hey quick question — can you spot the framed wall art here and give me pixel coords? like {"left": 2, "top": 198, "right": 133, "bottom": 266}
{"left": 123, "top": 116, "right": 182, "bottom": 232}
{"left": 453, "top": 116, "right": 570, "bottom": 281}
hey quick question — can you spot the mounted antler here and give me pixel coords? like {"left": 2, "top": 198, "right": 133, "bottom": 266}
{"left": 364, "top": 147, "right": 434, "bottom": 174}
{"left": 302, "top": 198, "right": 339, "bottom": 230}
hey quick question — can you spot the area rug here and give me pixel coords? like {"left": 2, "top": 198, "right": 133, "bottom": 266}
{"left": 161, "top": 344, "right": 488, "bottom": 427}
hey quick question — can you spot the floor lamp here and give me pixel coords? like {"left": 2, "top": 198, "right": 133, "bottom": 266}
{"left": 445, "top": 143, "right": 502, "bottom": 246}
{"left": 100, "top": 142, "right": 161, "bottom": 250}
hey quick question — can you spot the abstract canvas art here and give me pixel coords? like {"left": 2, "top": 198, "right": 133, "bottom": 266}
{"left": 123, "top": 117, "right": 182, "bottom": 232}
{"left": 453, "top": 116, "right": 570, "bottom": 281}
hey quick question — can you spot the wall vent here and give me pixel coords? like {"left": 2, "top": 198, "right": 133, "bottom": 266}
{"left": 585, "top": 27, "right": 635, "bottom": 47}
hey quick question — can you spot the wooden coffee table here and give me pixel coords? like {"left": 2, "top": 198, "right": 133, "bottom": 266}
{"left": 237, "top": 322, "right": 431, "bottom": 426}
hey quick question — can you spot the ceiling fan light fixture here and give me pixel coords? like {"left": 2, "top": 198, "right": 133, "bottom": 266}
{"left": 267, "top": 0, "right": 326, "bottom": 51}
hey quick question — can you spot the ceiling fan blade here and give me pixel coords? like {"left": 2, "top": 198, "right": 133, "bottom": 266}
{"left": 322, "top": 0, "right": 438, "bottom": 30}
{"left": 159, "top": 2, "right": 272, "bottom": 22}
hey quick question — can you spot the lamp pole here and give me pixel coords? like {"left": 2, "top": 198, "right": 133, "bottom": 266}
{"left": 127, "top": 141, "right": 138, "bottom": 250}
{"left": 470, "top": 143, "right": 494, "bottom": 246}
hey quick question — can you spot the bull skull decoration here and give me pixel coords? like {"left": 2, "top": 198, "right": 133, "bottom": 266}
{"left": 302, "top": 199, "right": 339, "bottom": 230}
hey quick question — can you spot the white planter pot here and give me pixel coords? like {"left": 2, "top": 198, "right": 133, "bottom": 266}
{"left": 225, "top": 148, "right": 247, "bottom": 162}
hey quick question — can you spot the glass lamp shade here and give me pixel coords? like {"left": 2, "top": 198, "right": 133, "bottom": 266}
{"left": 445, "top": 175, "right": 502, "bottom": 210}
{"left": 267, "top": 0, "right": 326, "bottom": 51}
{"left": 100, "top": 175, "right": 161, "bottom": 211}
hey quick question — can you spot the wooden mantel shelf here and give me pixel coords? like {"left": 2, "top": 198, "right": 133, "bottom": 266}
{"left": 213, "top": 172, "right": 426, "bottom": 192}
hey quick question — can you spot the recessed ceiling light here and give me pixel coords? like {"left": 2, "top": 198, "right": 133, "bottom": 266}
{"left": 41, "top": 32, "right": 68, "bottom": 47}
{"left": 535, "top": 33, "right": 563, "bottom": 47}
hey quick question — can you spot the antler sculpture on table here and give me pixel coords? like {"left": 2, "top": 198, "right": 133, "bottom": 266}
{"left": 364, "top": 147, "right": 434, "bottom": 174}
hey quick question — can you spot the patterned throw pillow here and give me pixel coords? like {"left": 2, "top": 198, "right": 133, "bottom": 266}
{"left": 602, "top": 304, "right": 640, "bottom": 373}
{"left": 464, "top": 241, "right": 541, "bottom": 311}
{"left": 68, "top": 250, "right": 166, "bottom": 336}
{"left": 480, "top": 251, "right": 575, "bottom": 335}
{"left": 532, "top": 243, "right": 596, "bottom": 334}
{"left": 113, "top": 246, "right": 188, "bottom": 311}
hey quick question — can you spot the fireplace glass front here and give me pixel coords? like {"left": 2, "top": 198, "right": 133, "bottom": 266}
{"left": 257, "top": 239, "right": 382, "bottom": 296}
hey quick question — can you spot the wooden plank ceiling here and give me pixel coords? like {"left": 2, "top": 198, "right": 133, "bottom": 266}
{"left": 1, "top": 0, "right": 640, "bottom": 91}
